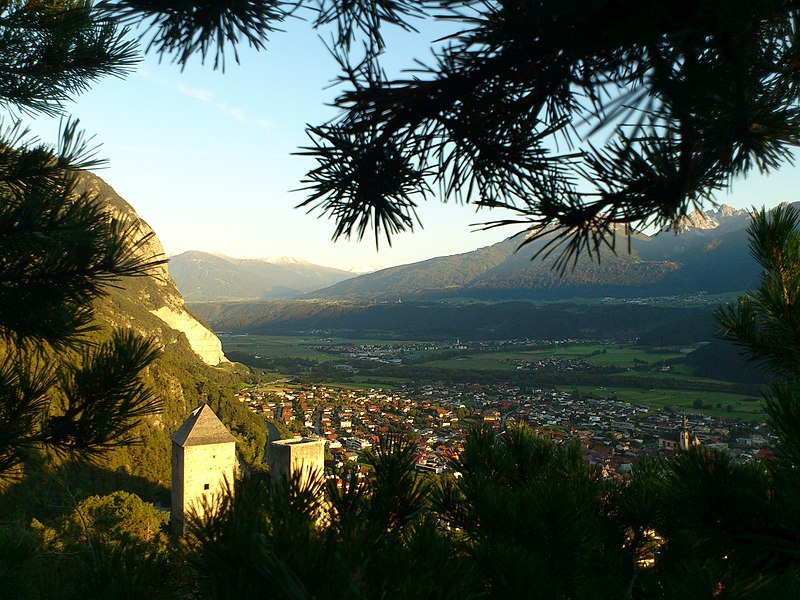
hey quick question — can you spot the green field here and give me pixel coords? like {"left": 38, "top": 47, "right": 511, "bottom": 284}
{"left": 613, "top": 369, "right": 734, "bottom": 385}
{"left": 423, "top": 355, "right": 519, "bottom": 370}
{"left": 497, "top": 344, "right": 684, "bottom": 365}
{"left": 571, "top": 385, "right": 765, "bottom": 421}
{"left": 221, "top": 335, "right": 767, "bottom": 421}
{"left": 219, "top": 334, "right": 353, "bottom": 361}
{"left": 420, "top": 345, "right": 685, "bottom": 366}
{"left": 221, "top": 336, "right": 686, "bottom": 368}
{"left": 220, "top": 334, "right": 417, "bottom": 359}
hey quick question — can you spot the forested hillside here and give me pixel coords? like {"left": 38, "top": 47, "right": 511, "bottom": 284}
{"left": 1, "top": 172, "right": 267, "bottom": 522}
{"left": 0, "top": 172, "right": 268, "bottom": 598}
{"left": 192, "top": 299, "right": 720, "bottom": 345}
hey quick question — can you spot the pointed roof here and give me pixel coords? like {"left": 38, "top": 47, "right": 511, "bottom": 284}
{"left": 171, "top": 403, "right": 237, "bottom": 447}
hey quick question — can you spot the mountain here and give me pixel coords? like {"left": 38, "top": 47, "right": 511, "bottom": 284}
{"left": 42, "top": 173, "right": 269, "bottom": 500}
{"left": 77, "top": 175, "right": 227, "bottom": 366}
{"left": 168, "top": 251, "right": 354, "bottom": 301}
{"left": 309, "top": 205, "right": 759, "bottom": 301}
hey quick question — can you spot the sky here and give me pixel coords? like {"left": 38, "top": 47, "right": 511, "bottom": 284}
{"left": 20, "top": 14, "right": 800, "bottom": 272}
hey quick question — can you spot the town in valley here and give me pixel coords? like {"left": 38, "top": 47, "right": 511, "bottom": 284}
{"left": 236, "top": 360, "right": 773, "bottom": 481}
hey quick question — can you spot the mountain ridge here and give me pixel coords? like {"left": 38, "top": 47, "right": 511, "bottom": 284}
{"left": 306, "top": 204, "right": 760, "bottom": 301}
{"left": 57, "top": 171, "right": 269, "bottom": 495}
{"left": 168, "top": 250, "right": 354, "bottom": 302}
{"left": 75, "top": 174, "right": 227, "bottom": 366}
{"left": 170, "top": 203, "right": 790, "bottom": 303}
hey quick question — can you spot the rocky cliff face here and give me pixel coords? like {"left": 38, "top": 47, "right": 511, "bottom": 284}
{"left": 674, "top": 204, "right": 751, "bottom": 233}
{"left": 150, "top": 305, "right": 227, "bottom": 366}
{"left": 676, "top": 209, "right": 719, "bottom": 231}
{"left": 76, "top": 173, "right": 227, "bottom": 366}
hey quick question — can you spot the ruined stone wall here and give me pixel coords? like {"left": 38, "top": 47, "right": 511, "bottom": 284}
{"left": 270, "top": 439, "right": 325, "bottom": 488}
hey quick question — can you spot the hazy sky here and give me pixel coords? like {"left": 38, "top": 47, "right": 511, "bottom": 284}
{"left": 21, "top": 15, "right": 800, "bottom": 271}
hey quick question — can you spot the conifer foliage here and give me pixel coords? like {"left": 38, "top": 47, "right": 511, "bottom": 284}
{"left": 0, "top": 0, "right": 137, "bottom": 116}
{"left": 716, "top": 206, "right": 800, "bottom": 465}
{"left": 1, "top": 1, "right": 800, "bottom": 597}
{"left": 295, "top": 0, "right": 800, "bottom": 266}
{"left": 0, "top": 124, "right": 166, "bottom": 475}
{"left": 0, "top": 0, "right": 290, "bottom": 478}
{"left": 717, "top": 206, "right": 800, "bottom": 378}
{"left": 37, "top": 0, "right": 798, "bottom": 265}
{"left": 0, "top": 2, "right": 163, "bottom": 478}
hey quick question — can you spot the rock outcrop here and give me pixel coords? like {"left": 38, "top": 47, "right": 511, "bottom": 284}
{"left": 76, "top": 173, "right": 227, "bottom": 366}
{"left": 674, "top": 204, "right": 751, "bottom": 233}
{"left": 150, "top": 305, "right": 227, "bottom": 366}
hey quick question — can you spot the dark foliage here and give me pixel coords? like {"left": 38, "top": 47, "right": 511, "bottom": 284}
{"left": 0, "top": 1, "right": 137, "bottom": 116}
{"left": 0, "top": 124, "right": 165, "bottom": 476}
{"left": 292, "top": 0, "right": 800, "bottom": 267}
{"left": 193, "top": 299, "right": 716, "bottom": 342}
{"left": 98, "top": 0, "right": 287, "bottom": 70}
{"left": 1, "top": 2, "right": 799, "bottom": 599}
{"left": 0, "top": 3, "right": 160, "bottom": 479}
{"left": 28, "top": 0, "right": 792, "bottom": 266}
{"left": 437, "top": 425, "right": 628, "bottom": 599}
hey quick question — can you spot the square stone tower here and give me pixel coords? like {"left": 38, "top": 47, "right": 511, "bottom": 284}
{"left": 171, "top": 403, "right": 237, "bottom": 536}
{"left": 269, "top": 437, "right": 325, "bottom": 489}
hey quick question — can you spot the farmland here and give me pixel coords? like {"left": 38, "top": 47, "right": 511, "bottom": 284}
{"left": 220, "top": 334, "right": 766, "bottom": 420}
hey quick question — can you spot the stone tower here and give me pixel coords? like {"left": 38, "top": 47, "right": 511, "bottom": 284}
{"left": 269, "top": 437, "right": 326, "bottom": 489}
{"left": 171, "top": 403, "right": 237, "bottom": 536}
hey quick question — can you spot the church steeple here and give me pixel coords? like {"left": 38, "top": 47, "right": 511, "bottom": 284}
{"left": 680, "top": 412, "right": 691, "bottom": 451}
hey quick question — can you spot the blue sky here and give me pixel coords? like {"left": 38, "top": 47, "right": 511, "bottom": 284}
{"left": 21, "top": 15, "right": 800, "bottom": 271}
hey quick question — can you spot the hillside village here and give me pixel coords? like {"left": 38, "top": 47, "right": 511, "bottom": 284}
{"left": 237, "top": 382, "right": 774, "bottom": 480}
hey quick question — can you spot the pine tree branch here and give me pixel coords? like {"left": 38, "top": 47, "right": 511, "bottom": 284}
{"left": 0, "top": 1, "right": 138, "bottom": 116}
{"left": 300, "top": 0, "right": 800, "bottom": 264}
{"left": 97, "top": 0, "right": 289, "bottom": 70}
{"left": 0, "top": 121, "right": 166, "bottom": 349}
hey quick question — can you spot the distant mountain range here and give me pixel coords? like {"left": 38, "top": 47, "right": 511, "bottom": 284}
{"left": 173, "top": 204, "right": 778, "bottom": 302}
{"left": 168, "top": 252, "right": 354, "bottom": 301}
{"left": 309, "top": 204, "right": 762, "bottom": 301}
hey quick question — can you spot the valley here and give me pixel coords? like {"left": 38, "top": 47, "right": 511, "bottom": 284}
{"left": 225, "top": 330, "right": 772, "bottom": 485}
{"left": 4, "top": 7, "right": 799, "bottom": 595}
{"left": 181, "top": 199, "right": 774, "bottom": 434}
{"left": 220, "top": 333, "right": 766, "bottom": 422}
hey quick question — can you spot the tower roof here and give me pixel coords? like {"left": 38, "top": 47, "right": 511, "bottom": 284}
{"left": 171, "top": 403, "right": 237, "bottom": 447}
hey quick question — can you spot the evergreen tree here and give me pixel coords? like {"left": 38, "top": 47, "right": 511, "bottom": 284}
{"left": 435, "top": 425, "right": 629, "bottom": 598}
{"left": 0, "top": 2, "right": 163, "bottom": 478}
{"left": 0, "top": 0, "right": 282, "bottom": 479}
{"left": 708, "top": 205, "right": 800, "bottom": 594}
{"left": 2, "top": 3, "right": 800, "bottom": 596}
{"left": 614, "top": 206, "right": 800, "bottom": 598}
{"left": 716, "top": 205, "right": 800, "bottom": 466}
{"left": 190, "top": 436, "right": 478, "bottom": 600}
